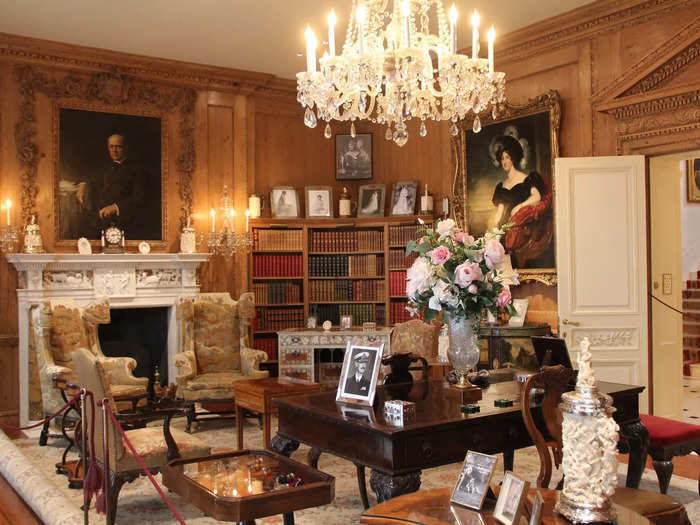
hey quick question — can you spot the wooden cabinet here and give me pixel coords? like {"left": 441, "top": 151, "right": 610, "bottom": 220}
{"left": 249, "top": 216, "right": 431, "bottom": 359}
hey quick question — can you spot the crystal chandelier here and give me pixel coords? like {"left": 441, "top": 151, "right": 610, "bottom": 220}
{"left": 296, "top": 0, "right": 506, "bottom": 147}
{"left": 199, "top": 185, "right": 253, "bottom": 258}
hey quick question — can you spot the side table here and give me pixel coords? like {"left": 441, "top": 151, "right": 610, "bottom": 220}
{"left": 233, "top": 378, "right": 321, "bottom": 450}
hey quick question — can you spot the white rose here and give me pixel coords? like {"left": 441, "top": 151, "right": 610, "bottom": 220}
{"left": 428, "top": 295, "right": 442, "bottom": 311}
{"left": 436, "top": 218, "right": 456, "bottom": 238}
{"left": 484, "top": 239, "right": 506, "bottom": 270}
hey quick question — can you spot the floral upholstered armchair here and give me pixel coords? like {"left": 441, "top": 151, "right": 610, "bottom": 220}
{"left": 175, "top": 292, "right": 269, "bottom": 432}
{"left": 390, "top": 319, "right": 442, "bottom": 379}
{"left": 29, "top": 298, "right": 148, "bottom": 445}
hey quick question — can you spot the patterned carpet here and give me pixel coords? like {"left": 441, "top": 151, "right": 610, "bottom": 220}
{"left": 14, "top": 416, "right": 700, "bottom": 524}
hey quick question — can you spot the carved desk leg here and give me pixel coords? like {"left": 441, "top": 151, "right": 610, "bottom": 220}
{"left": 269, "top": 433, "right": 300, "bottom": 457}
{"left": 620, "top": 418, "right": 649, "bottom": 489}
{"left": 369, "top": 469, "right": 421, "bottom": 503}
{"left": 308, "top": 447, "right": 322, "bottom": 469}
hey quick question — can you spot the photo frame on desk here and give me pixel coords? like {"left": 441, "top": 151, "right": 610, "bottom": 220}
{"left": 305, "top": 186, "right": 333, "bottom": 218}
{"left": 451, "top": 451, "right": 497, "bottom": 510}
{"left": 336, "top": 342, "right": 383, "bottom": 406}
{"left": 493, "top": 472, "right": 530, "bottom": 525}
{"left": 531, "top": 336, "right": 573, "bottom": 369}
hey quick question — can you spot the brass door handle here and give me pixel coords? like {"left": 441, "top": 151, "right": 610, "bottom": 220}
{"left": 562, "top": 319, "right": 581, "bottom": 326}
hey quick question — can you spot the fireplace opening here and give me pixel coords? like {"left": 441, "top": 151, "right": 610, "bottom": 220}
{"left": 98, "top": 307, "right": 169, "bottom": 386}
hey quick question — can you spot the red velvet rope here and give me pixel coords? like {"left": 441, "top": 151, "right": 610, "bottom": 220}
{"left": 99, "top": 399, "right": 187, "bottom": 525}
{"left": 652, "top": 293, "right": 700, "bottom": 322}
{"left": 0, "top": 392, "right": 82, "bottom": 431}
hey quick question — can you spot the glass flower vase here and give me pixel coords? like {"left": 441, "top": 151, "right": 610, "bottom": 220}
{"left": 446, "top": 314, "right": 481, "bottom": 389}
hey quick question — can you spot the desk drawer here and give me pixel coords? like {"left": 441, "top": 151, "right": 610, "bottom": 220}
{"left": 280, "top": 366, "right": 313, "bottom": 383}
{"left": 280, "top": 347, "right": 313, "bottom": 366}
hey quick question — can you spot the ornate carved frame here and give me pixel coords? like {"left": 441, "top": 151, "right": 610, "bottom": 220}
{"left": 52, "top": 102, "right": 168, "bottom": 247}
{"left": 13, "top": 65, "right": 196, "bottom": 242}
{"left": 451, "top": 90, "right": 562, "bottom": 286}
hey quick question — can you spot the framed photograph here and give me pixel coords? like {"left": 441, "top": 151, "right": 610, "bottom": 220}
{"left": 340, "top": 315, "right": 353, "bottom": 330}
{"left": 336, "top": 342, "right": 384, "bottom": 406}
{"left": 336, "top": 133, "right": 373, "bottom": 180}
{"left": 451, "top": 451, "right": 498, "bottom": 510}
{"left": 56, "top": 106, "right": 165, "bottom": 243}
{"left": 305, "top": 186, "right": 333, "bottom": 218}
{"left": 493, "top": 472, "right": 530, "bottom": 525}
{"left": 687, "top": 158, "right": 700, "bottom": 202}
{"left": 528, "top": 490, "right": 544, "bottom": 525}
{"left": 453, "top": 91, "right": 561, "bottom": 284}
{"left": 390, "top": 181, "right": 418, "bottom": 216}
{"left": 306, "top": 315, "right": 318, "bottom": 329}
{"left": 270, "top": 186, "right": 300, "bottom": 218}
{"left": 357, "top": 184, "right": 386, "bottom": 217}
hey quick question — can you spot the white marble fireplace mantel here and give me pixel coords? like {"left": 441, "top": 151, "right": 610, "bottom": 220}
{"left": 6, "top": 252, "right": 211, "bottom": 425}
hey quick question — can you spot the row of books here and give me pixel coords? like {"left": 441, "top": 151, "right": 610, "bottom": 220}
{"left": 252, "top": 335, "right": 277, "bottom": 360}
{"left": 389, "top": 224, "right": 427, "bottom": 246}
{"left": 389, "top": 271, "right": 407, "bottom": 296}
{"left": 309, "top": 254, "right": 384, "bottom": 277}
{"left": 309, "top": 229, "right": 383, "bottom": 252}
{"left": 388, "top": 249, "right": 417, "bottom": 269}
{"left": 309, "top": 279, "right": 385, "bottom": 301}
{"left": 254, "top": 306, "right": 305, "bottom": 331}
{"left": 253, "top": 228, "right": 303, "bottom": 251}
{"left": 310, "top": 304, "right": 386, "bottom": 325}
{"left": 252, "top": 282, "right": 302, "bottom": 304}
{"left": 390, "top": 300, "right": 421, "bottom": 324}
{"left": 252, "top": 254, "right": 303, "bottom": 277}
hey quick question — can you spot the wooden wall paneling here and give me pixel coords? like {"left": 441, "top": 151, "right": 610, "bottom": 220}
{"left": 233, "top": 94, "right": 249, "bottom": 297}
{"left": 0, "top": 336, "right": 19, "bottom": 425}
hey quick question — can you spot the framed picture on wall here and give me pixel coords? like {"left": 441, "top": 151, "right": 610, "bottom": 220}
{"left": 687, "top": 158, "right": 700, "bottom": 202}
{"left": 55, "top": 106, "right": 165, "bottom": 243}
{"left": 270, "top": 186, "right": 300, "bottom": 218}
{"left": 336, "top": 133, "right": 373, "bottom": 180}
{"left": 453, "top": 91, "right": 561, "bottom": 284}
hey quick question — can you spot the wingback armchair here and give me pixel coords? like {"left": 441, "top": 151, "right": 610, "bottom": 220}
{"left": 175, "top": 292, "right": 269, "bottom": 432}
{"left": 30, "top": 298, "right": 148, "bottom": 445}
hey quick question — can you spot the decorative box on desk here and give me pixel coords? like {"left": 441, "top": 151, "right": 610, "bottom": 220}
{"left": 278, "top": 327, "right": 392, "bottom": 385}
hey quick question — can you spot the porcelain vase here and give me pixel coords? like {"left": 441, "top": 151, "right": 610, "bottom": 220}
{"left": 446, "top": 315, "right": 481, "bottom": 388}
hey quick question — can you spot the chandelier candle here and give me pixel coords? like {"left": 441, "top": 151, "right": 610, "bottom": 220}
{"left": 401, "top": 0, "right": 411, "bottom": 47}
{"left": 305, "top": 26, "right": 317, "bottom": 73}
{"left": 448, "top": 4, "right": 457, "bottom": 53}
{"left": 357, "top": 4, "right": 366, "bottom": 54}
{"left": 487, "top": 26, "right": 495, "bottom": 73}
{"left": 5, "top": 199, "right": 10, "bottom": 226}
{"left": 210, "top": 209, "right": 215, "bottom": 233}
{"left": 328, "top": 10, "right": 336, "bottom": 56}
{"left": 471, "top": 10, "right": 480, "bottom": 59}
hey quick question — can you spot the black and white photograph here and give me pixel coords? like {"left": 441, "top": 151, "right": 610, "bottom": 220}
{"left": 336, "top": 133, "right": 372, "bottom": 180}
{"left": 529, "top": 491, "right": 544, "bottom": 525}
{"left": 451, "top": 451, "right": 497, "bottom": 510}
{"left": 336, "top": 343, "right": 384, "bottom": 406}
{"left": 56, "top": 107, "right": 164, "bottom": 241}
{"left": 494, "top": 472, "right": 529, "bottom": 525}
{"left": 305, "top": 186, "right": 333, "bottom": 218}
{"left": 688, "top": 158, "right": 700, "bottom": 202}
{"left": 340, "top": 315, "right": 352, "bottom": 330}
{"left": 390, "top": 181, "right": 418, "bottom": 216}
{"left": 357, "top": 184, "right": 385, "bottom": 217}
{"left": 270, "top": 186, "right": 299, "bottom": 218}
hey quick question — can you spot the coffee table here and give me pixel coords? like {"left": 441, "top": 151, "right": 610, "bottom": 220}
{"left": 233, "top": 377, "right": 321, "bottom": 449}
{"left": 162, "top": 449, "right": 334, "bottom": 524}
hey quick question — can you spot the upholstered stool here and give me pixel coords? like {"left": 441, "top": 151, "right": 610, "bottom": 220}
{"left": 640, "top": 414, "right": 700, "bottom": 495}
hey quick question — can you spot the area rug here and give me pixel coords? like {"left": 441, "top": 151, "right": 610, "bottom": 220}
{"left": 11, "top": 417, "right": 700, "bottom": 524}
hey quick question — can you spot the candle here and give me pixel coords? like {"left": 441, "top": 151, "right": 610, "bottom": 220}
{"left": 328, "top": 10, "right": 336, "bottom": 57}
{"left": 230, "top": 208, "right": 235, "bottom": 230}
{"left": 448, "top": 4, "right": 458, "bottom": 54}
{"left": 248, "top": 195, "right": 262, "bottom": 219}
{"left": 186, "top": 216, "right": 191, "bottom": 230}
{"left": 401, "top": 0, "right": 411, "bottom": 47}
{"left": 245, "top": 209, "right": 250, "bottom": 232}
{"left": 305, "top": 26, "right": 317, "bottom": 73}
{"left": 487, "top": 26, "right": 495, "bottom": 73}
{"left": 210, "top": 208, "right": 216, "bottom": 233}
{"left": 471, "top": 10, "right": 480, "bottom": 60}
{"left": 4, "top": 199, "right": 10, "bottom": 226}
{"left": 356, "top": 4, "right": 366, "bottom": 54}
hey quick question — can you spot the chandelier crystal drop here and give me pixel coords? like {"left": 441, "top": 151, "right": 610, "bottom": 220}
{"left": 296, "top": 0, "right": 506, "bottom": 146}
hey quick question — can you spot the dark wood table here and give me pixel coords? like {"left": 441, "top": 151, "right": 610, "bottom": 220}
{"left": 270, "top": 379, "right": 648, "bottom": 505}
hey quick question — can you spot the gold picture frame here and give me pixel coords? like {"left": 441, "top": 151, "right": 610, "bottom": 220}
{"left": 687, "top": 158, "right": 700, "bottom": 202}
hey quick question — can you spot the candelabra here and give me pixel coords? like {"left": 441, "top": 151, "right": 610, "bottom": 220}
{"left": 198, "top": 185, "right": 253, "bottom": 258}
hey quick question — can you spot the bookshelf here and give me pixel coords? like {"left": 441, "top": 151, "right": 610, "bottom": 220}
{"left": 249, "top": 216, "right": 431, "bottom": 360}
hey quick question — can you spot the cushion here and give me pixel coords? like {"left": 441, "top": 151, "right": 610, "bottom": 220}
{"left": 391, "top": 320, "right": 440, "bottom": 361}
{"left": 49, "top": 305, "right": 89, "bottom": 369}
{"left": 641, "top": 414, "right": 700, "bottom": 447}
{"left": 185, "top": 371, "right": 245, "bottom": 391}
{"left": 122, "top": 426, "right": 209, "bottom": 470}
{"left": 193, "top": 301, "right": 241, "bottom": 373}
{"left": 612, "top": 487, "right": 685, "bottom": 517}
{"left": 110, "top": 384, "right": 147, "bottom": 398}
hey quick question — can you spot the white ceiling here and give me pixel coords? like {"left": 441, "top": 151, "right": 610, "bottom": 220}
{"left": 0, "top": 0, "right": 593, "bottom": 80}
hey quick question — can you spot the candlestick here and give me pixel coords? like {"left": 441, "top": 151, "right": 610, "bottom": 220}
{"left": 210, "top": 208, "right": 216, "bottom": 233}
{"left": 424, "top": 184, "right": 428, "bottom": 198}
{"left": 305, "top": 26, "right": 317, "bottom": 73}
{"left": 471, "top": 10, "right": 480, "bottom": 60}
{"left": 328, "top": 10, "right": 336, "bottom": 57}
{"left": 245, "top": 209, "right": 250, "bottom": 232}
{"left": 357, "top": 4, "right": 366, "bottom": 54}
{"left": 401, "top": 0, "right": 411, "bottom": 47}
{"left": 487, "top": 26, "right": 495, "bottom": 73}
{"left": 186, "top": 216, "right": 191, "bottom": 229}
{"left": 5, "top": 199, "right": 10, "bottom": 227}
{"left": 448, "top": 4, "right": 458, "bottom": 54}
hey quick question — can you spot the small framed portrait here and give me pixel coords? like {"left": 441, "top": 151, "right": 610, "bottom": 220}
{"left": 528, "top": 491, "right": 544, "bottom": 525}
{"left": 493, "top": 472, "right": 530, "bottom": 525}
{"left": 305, "top": 186, "right": 333, "bottom": 218}
{"left": 390, "top": 181, "right": 418, "bottom": 216}
{"left": 336, "top": 133, "right": 373, "bottom": 180}
{"left": 340, "top": 315, "right": 353, "bottom": 330}
{"left": 336, "top": 343, "right": 384, "bottom": 406}
{"left": 270, "top": 186, "right": 299, "bottom": 218}
{"left": 306, "top": 315, "right": 318, "bottom": 329}
{"left": 687, "top": 158, "right": 700, "bottom": 202}
{"left": 357, "top": 184, "right": 386, "bottom": 217}
{"left": 451, "top": 451, "right": 498, "bottom": 510}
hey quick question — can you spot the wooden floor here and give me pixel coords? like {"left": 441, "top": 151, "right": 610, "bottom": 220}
{"left": 618, "top": 452, "right": 700, "bottom": 484}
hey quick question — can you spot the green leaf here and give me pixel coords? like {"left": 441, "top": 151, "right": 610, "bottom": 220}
{"left": 424, "top": 308, "right": 439, "bottom": 322}
{"left": 405, "top": 240, "right": 418, "bottom": 256}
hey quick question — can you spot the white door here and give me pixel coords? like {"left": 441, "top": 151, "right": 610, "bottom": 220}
{"left": 555, "top": 155, "right": 649, "bottom": 411}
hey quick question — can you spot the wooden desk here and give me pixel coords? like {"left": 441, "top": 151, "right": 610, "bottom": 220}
{"left": 360, "top": 488, "right": 682, "bottom": 525}
{"left": 233, "top": 377, "right": 321, "bottom": 449}
{"left": 270, "top": 379, "right": 647, "bottom": 504}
